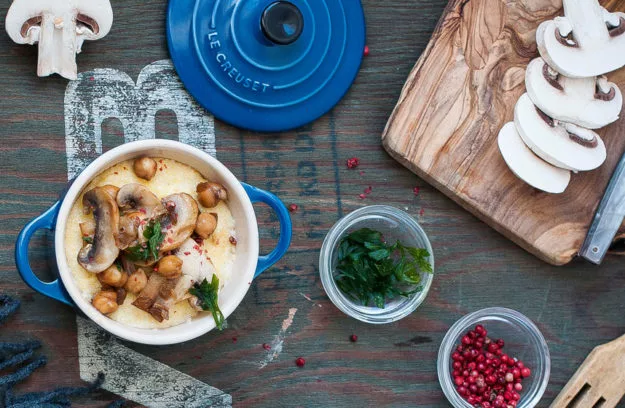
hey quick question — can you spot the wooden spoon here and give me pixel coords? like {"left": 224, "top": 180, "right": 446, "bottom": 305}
{"left": 550, "top": 334, "right": 625, "bottom": 408}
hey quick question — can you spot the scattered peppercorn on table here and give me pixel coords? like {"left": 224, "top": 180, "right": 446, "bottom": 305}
{"left": 2, "top": 1, "right": 625, "bottom": 407}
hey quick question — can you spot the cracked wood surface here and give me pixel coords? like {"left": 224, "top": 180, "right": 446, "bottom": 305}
{"left": 382, "top": 0, "right": 625, "bottom": 266}
{"left": 0, "top": 0, "right": 624, "bottom": 407}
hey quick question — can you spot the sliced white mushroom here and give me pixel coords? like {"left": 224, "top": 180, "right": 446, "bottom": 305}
{"left": 498, "top": 122, "right": 571, "bottom": 193}
{"left": 536, "top": 0, "right": 625, "bottom": 77}
{"left": 525, "top": 57, "right": 622, "bottom": 129}
{"left": 514, "top": 93, "right": 606, "bottom": 172}
{"left": 5, "top": 0, "right": 113, "bottom": 80}
{"left": 497, "top": 122, "right": 571, "bottom": 194}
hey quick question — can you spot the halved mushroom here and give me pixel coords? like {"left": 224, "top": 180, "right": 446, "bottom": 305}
{"left": 159, "top": 194, "right": 199, "bottom": 252}
{"left": 5, "top": 0, "right": 114, "bottom": 79}
{"left": 78, "top": 187, "right": 120, "bottom": 273}
{"left": 536, "top": 0, "right": 625, "bottom": 77}
{"left": 132, "top": 272, "right": 166, "bottom": 312}
{"left": 498, "top": 122, "right": 571, "bottom": 194}
{"left": 525, "top": 58, "right": 622, "bottom": 129}
{"left": 116, "top": 184, "right": 165, "bottom": 219}
{"left": 514, "top": 93, "right": 606, "bottom": 172}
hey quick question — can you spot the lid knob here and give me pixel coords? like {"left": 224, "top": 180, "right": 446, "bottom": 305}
{"left": 261, "top": 1, "right": 304, "bottom": 45}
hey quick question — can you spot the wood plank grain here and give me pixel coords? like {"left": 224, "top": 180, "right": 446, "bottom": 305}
{"left": 382, "top": 0, "right": 625, "bottom": 265}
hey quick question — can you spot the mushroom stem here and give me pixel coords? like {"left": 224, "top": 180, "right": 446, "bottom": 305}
{"left": 562, "top": 0, "right": 610, "bottom": 47}
{"left": 37, "top": 12, "right": 78, "bottom": 79}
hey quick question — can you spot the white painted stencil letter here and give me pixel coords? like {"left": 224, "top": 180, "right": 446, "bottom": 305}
{"left": 64, "top": 59, "right": 215, "bottom": 180}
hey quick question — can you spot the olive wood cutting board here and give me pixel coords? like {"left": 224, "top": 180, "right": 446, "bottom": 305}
{"left": 382, "top": 0, "right": 625, "bottom": 265}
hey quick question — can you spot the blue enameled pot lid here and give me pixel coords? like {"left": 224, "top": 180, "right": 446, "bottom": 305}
{"left": 167, "top": 0, "right": 366, "bottom": 132}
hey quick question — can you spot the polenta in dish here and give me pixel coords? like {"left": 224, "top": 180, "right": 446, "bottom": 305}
{"left": 64, "top": 157, "right": 236, "bottom": 329}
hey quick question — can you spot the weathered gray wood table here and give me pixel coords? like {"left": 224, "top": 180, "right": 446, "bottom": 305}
{"left": 1, "top": 1, "right": 624, "bottom": 407}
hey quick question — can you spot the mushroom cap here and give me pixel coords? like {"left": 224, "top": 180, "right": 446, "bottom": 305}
{"left": 5, "top": 0, "right": 113, "bottom": 44}
{"left": 536, "top": 12, "right": 625, "bottom": 78}
{"left": 514, "top": 93, "right": 606, "bottom": 172}
{"left": 525, "top": 58, "right": 622, "bottom": 129}
{"left": 498, "top": 122, "right": 571, "bottom": 194}
{"left": 116, "top": 184, "right": 165, "bottom": 219}
{"left": 78, "top": 186, "right": 120, "bottom": 273}
{"left": 160, "top": 194, "right": 199, "bottom": 253}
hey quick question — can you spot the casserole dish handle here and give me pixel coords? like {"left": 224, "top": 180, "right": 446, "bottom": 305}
{"left": 15, "top": 201, "right": 73, "bottom": 306}
{"left": 242, "top": 183, "right": 292, "bottom": 278}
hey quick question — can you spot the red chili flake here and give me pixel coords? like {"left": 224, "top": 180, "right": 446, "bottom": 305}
{"left": 159, "top": 167, "right": 163, "bottom": 171}
{"left": 262, "top": 343, "right": 271, "bottom": 351}
{"left": 89, "top": 76, "right": 95, "bottom": 81}
{"left": 164, "top": 163, "right": 168, "bottom": 169}
{"left": 232, "top": 337, "right": 237, "bottom": 343}
{"left": 167, "top": 237, "right": 173, "bottom": 244}
{"left": 114, "top": 172, "right": 118, "bottom": 175}
{"left": 364, "top": 186, "right": 372, "bottom": 195}
{"left": 350, "top": 334, "right": 358, "bottom": 342}
{"left": 295, "top": 357, "right": 306, "bottom": 367}
{"left": 153, "top": 267, "right": 159, "bottom": 272}
{"left": 229, "top": 236, "right": 237, "bottom": 245}
{"left": 358, "top": 193, "right": 366, "bottom": 199}
{"left": 419, "top": 208, "right": 425, "bottom": 216}
{"left": 363, "top": 45, "right": 370, "bottom": 57}
{"left": 413, "top": 187, "right": 420, "bottom": 196}
{"left": 139, "top": 208, "right": 146, "bottom": 214}
{"left": 193, "top": 245, "right": 200, "bottom": 251}
{"left": 346, "top": 157, "right": 360, "bottom": 169}
{"left": 159, "top": 159, "right": 163, "bottom": 164}
{"left": 193, "top": 236, "right": 204, "bottom": 245}
{"left": 289, "top": 203, "right": 298, "bottom": 213}
{"left": 183, "top": 251, "right": 191, "bottom": 256}
{"left": 123, "top": 166, "right": 127, "bottom": 170}
{"left": 359, "top": 171, "right": 365, "bottom": 176}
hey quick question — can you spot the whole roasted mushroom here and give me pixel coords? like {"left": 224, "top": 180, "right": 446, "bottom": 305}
{"left": 78, "top": 187, "right": 120, "bottom": 273}
{"left": 5, "top": 0, "right": 113, "bottom": 80}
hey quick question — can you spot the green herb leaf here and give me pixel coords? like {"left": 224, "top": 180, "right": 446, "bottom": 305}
{"left": 333, "top": 228, "right": 432, "bottom": 309}
{"left": 189, "top": 275, "right": 225, "bottom": 330}
{"left": 124, "top": 220, "right": 164, "bottom": 262}
{"left": 82, "top": 236, "right": 93, "bottom": 244}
